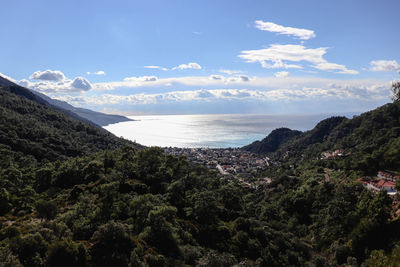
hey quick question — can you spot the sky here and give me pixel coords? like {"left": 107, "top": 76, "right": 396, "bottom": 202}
{"left": 1, "top": 0, "right": 399, "bottom": 115}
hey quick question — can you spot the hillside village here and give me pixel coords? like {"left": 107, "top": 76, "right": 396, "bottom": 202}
{"left": 164, "top": 147, "right": 272, "bottom": 177}
{"left": 358, "top": 171, "right": 399, "bottom": 196}
{"left": 320, "top": 149, "right": 351, "bottom": 159}
{"left": 165, "top": 147, "right": 400, "bottom": 197}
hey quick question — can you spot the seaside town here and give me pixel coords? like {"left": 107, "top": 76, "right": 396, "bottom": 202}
{"left": 164, "top": 147, "right": 273, "bottom": 190}
{"left": 164, "top": 147, "right": 272, "bottom": 177}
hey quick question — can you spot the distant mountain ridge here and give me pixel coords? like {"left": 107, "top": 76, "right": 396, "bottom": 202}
{"left": 32, "top": 90, "right": 133, "bottom": 126}
{"left": 242, "top": 127, "right": 302, "bottom": 154}
{"left": 0, "top": 75, "right": 132, "bottom": 126}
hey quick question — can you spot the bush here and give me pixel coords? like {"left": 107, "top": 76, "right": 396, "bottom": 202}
{"left": 35, "top": 199, "right": 57, "bottom": 221}
{"left": 90, "top": 221, "right": 133, "bottom": 267}
{"left": 46, "top": 240, "right": 87, "bottom": 267}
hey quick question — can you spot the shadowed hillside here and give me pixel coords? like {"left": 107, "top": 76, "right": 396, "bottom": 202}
{"left": 0, "top": 85, "right": 138, "bottom": 168}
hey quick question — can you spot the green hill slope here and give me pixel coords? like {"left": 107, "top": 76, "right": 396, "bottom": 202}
{"left": 242, "top": 127, "right": 302, "bottom": 154}
{"left": 0, "top": 85, "right": 136, "bottom": 168}
{"left": 250, "top": 102, "right": 400, "bottom": 174}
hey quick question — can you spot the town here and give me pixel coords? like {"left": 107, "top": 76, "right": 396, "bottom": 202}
{"left": 164, "top": 147, "right": 274, "bottom": 190}
{"left": 164, "top": 147, "right": 272, "bottom": 177}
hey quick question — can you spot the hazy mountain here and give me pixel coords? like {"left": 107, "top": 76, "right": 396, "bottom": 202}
{"left": 32, "top": 91, "right": 133, "bottom": 126}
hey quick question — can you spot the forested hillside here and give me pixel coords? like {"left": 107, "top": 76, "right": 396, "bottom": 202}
{"left": 242, "top": 128, "right": 302, "bottom": 154}
{"left": 0, "top": 85, "right": 136, "bottom": 169}
{"left": 249, "top": 102, "right": 400, "bottom": 175}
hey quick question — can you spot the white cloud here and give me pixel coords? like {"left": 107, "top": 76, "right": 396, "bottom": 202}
{"left": 239, "top": 44, "right": 358, "bottom": 74}
{"left": 370, "top": 60, "right": 400, "bottom": 72}
{"left": 173, "top": 62, "right": 202, "bottom": 70}
{"left": 71, "top": 77, "right": 92, "bottom": 91}
{"left": 209, "top": 75, "right": 224, "bottom": 80}
{"left": 144, "top": 65, "right": 168, "bottom": 71}
{"left": 92, "top": 73, "right": 258, "bottom": 90}
{"left": 239, "top": 44, "right": 326, "bottom": 67}
{"left": 20, "top": 72, "right": 92, "bottom": 93}
{"left": 219, "top": 69, "right": 244, "bottom": 75}
{"left": 254, "top": 20, "right": 316, "bottom": 40}
{"left": 239, "top": 75, "right": 250, "bottom": 82}
{"left": 143, "top": 63, "right": 202, "bottom": 71}
{"left": 229, "top": 75, "right": 250, "bottom": 82}
{"left": 87, "top": 70, "right": 106, "bottom": 75}
{"left": 274, "top": 71, "right": 289, "bottom": 78}
{"left": 30, "top": 70, "right": 66, "bottom": 81}
{"left": 18, "top": 79, "right": 32, "bottom": 88}
{"left": 314, "top": 62, "right": 359, "bottom": 74}
{"left": 124, "top": 76, "right": 158, "bottom": 82}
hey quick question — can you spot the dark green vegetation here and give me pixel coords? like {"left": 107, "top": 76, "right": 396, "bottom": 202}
{"left": 248, "top": 101, "right": 400, "bottom": 175}
{"left": 0, "top": 85, "right": 137, "bottom": 168}
{"left": 0, "top": 84, "right": 400, "bottom": 266}
{"left": 243, "top": 127, "right": 302, "bottom": 154}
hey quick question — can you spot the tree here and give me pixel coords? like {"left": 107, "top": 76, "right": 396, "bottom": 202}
{"left": 0, "top": 188, "right": 11, "bottom": 215}
{"left": 90, "top": 221, "right": 133, "bottom": 267}
{"left": 365, "top": 250, "right": 390, "bottom": 267}
{"left": 391, "top": 79, "right": 400, "bottom": 102}
{"left": 0, "top": 246, "right": 23, "bottom": 267}
{"left": 47, "top": 240, "right": 87, "bottom": 267}
{"left": 35, "top": 199, "right": 57, "bottom": 221}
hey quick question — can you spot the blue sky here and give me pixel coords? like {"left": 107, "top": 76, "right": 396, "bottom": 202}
{"left": 1, "top": 0, "right": 399, "bottom": 115}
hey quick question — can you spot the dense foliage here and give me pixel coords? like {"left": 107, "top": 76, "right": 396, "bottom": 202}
{"left": 0, "top": 85, "right": 400, "bottom": 266}
{"left": 1, "top": 146, "right": 399, "bottom": 266}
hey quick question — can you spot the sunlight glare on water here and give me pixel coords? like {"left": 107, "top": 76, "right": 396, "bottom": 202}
{"left": 104, "top": 113, "right": 344, "bottom": 148}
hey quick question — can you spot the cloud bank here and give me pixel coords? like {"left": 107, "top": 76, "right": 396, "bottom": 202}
{"left": 55, "top": 80, "right": 390, "bottom": 109}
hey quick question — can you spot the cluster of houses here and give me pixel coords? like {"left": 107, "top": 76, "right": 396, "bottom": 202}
{"left": 240, "top": 177, "right": 272, "bottom": 190}
{"left": 164, "top": 147, "right": 271, "bottom": 177}
{"left": 357, "top": 171, "right": 399, "bottom": 196}
{"left": 321, "top": 149, "right": 347, "bottom": 160}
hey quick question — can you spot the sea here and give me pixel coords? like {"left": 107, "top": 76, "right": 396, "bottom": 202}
{"left": 104, "top": 113, "right": 355, "bottom": 148}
